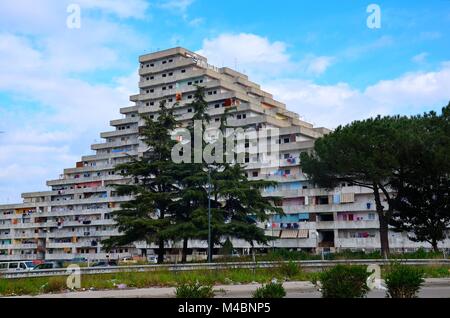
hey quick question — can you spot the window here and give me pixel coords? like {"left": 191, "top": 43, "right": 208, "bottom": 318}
{"left": 168, "top": 85, "right": 173, "bottom": 89}
{"left": 150, "top": 63, "right": 154, "bottom": 67}
{"left": 146, "top": 77, "right": 149, "bottom": 80}
{"left": 168, "top": 98, "right": 173, "bottom": 102}
{"left": 150, "top": 102, "right": 154, "bottom": 106}
{"left": 242, "top": 114, "right": 247, "bottom": 119}
{"left": 162, "top": 87, "right": 167, "bottom": 90}
{"left": 146, "top": 90, "right": 149, "bottom": 94}
{"left": 188, "top": 82, "right": 192, "bottom": 85}
{"left": 150, "top": 76, "right": 154, "bottom": 80}
{"left": 146, "top": 102, "right": 149, "bottom": 106}
{"left": 215, "top": 104, "right": 220, "bottom": 108}
{"left": 283, "top": 138, "right": 290, "bottom": 143}
{"left": 187, "top": 108, "right": 192, "bottom": 113}
{"left": 162, "top": 60, "right": 167, "bottom": 64}
{"left": 162, "top": 74, "right": 167, "bottom": 77}
{"left": 9, "top": 263, "right": 18, "bottom": 269}
{"left": 252, "top": 171, "right": 259, "bottom": 177}
{"left": 237, "top": 114, "right": 242, "bottom": 120}
{"left": 168, "top": 59, "right": 173, "bottom": 63}
{"left": 150, "top": 89, "right": 154, "bottom": 93}
{"left": 169, "top": 72, "right": 173, "bottom": 76}
{"left": 215, "top": 118, "right": 220, "bottom": 122}
{"left": 181, "top": 69, "right": 186, "bottom": 73}
{"left": 284, "top": 153, "right": 290, "bottom": 159}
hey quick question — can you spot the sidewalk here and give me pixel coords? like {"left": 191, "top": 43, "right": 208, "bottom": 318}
{"left": 9, "top": 278, "right": 450, "bottom": 298}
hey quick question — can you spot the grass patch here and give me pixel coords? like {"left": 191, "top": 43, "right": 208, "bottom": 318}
{"left": 0, "top": 268, "right": 317, "bottom": 297}
{"left": 1, "top": 262, "right": 448, "bottom": 297}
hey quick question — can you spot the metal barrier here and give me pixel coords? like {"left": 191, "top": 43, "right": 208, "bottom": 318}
{"left": 1, "top": 259, "right": 449, "bottom": 279}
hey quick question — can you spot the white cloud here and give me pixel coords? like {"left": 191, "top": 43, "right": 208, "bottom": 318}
{"left": 157, "top": 0, "right": 195, "bottom": 12}
{"left": 412, "top": 52, "right": 428, "bottom": 64}
{"left": 198, "top": 33, "right": 289, "bottom": 65}
{"left": 197, "top": 33, "right": 335, "bottom": 80}
{"left": 77, "top": 0, "right": 150, "bottom": 19}
{"left": 303, "top": 55, "right": 335, "bottom": 76}
{"left": 188, "top": 17, "right": 204, "bottom": 27}
{"left": 197, "top": 33, "right": 292, "bottom": 80}
{"left": 0, "top": 2, "right": 146, "bottom": 202}
{"left": 343, "top": 35, "right": 394, "bottom": 59}
{"left": 264, "top": 62, "right": 450, "bottom": 129}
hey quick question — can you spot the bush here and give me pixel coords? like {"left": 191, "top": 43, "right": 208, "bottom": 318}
{"left": 41, "top": 277, "right": 67, "bottom": 293}
{"left": 385, "top": 264, "right": 424, "bottom": 298}
{"left": 279, "top": 261, "right": 301, "bottom": 277}
{"left": 319, "top": 265, "right": 370, "bottom": 298}
{"left": 175, "top": 281, "right": 215, "bottom": 298}
{"left": 252, "top": 282, "right": 286, "bottom": 298}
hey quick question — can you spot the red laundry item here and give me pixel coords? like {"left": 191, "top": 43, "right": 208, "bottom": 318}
{"left": 224, "top": 98, "right": 233, "bottom": 107}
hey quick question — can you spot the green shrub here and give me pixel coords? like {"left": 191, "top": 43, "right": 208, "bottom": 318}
{"left": 385, "top": 264, "right": 424, "bottom": 298}
{"left": 319, "top": 265, "right": 370, "bottom": 298}
{"left": 279, "top": 261, "right": 301, "bottom": 277}
{"left": 41, "top": 277, "right": 67, "bottom": 293}
{"left": 252, "top": 282, "right": 286, "bottom": 298}
{"left": 175, "top": 281, "right": 215, "bottom": 298}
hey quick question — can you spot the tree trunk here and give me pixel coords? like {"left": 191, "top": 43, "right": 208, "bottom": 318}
{"left": 373, "top": 183, "right": 390, "bottom": 259}
{"left": 431, "top": 239, "right": 439, "bottom": 253}
{"left": 182, "top": 238, "right": 188, "bottom": 263}
{"left": 157, "top": 239, "right": 165, "bottom": 264}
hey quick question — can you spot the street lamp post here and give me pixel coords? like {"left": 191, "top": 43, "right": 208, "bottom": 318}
{"left": 207, "top": 166, "right": 212, "bottom": 263}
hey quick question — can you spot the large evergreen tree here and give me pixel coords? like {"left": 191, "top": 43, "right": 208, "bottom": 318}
{"left": 106, "top": 86, "right": 282, "bottom": 263}
{"left": 300, "top": 115, "right": 413, "bottom": 258}
{"left": 390, "top": 103, "right": 450, "bottom": 251}
{"left": 172, "top": 86, "right": 281, "bottom": 261}
{"left": 102, "top": 101, "right": 179, "bottom": 264}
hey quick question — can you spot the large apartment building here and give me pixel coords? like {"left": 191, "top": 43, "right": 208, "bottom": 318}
{"left": 1, "top": 47, "right": 447, "bottom": 262}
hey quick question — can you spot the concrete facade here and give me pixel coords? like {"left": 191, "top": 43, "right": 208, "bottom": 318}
{"left": 1, "top": 47, "right": 449, "bottom": 262}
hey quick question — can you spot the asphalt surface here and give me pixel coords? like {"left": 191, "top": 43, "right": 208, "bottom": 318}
{"left": 8, "top": 278, "right": 450, "bottom": 298}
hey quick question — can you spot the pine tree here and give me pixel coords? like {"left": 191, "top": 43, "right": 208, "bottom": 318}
{"left": 390, "top": 103, "right": 450, "bottom": 251}
{"left": 102, "top": 101, "right": 179, "bottom": 264}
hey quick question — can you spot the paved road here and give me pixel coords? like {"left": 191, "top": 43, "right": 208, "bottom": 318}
{"left": 9, "top": 279, "right": 450, "bottom": 298}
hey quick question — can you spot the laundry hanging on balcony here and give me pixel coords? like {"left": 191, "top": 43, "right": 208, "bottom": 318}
{"left": 333, "top": 194, "right": 341, "bottom": 204}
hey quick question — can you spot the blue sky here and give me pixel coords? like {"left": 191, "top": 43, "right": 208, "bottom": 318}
{"left": 0, "top": 0, "right": 449, "bottom": 203}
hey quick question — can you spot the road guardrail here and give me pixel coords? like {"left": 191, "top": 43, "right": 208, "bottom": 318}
{"left": 1, "top": 259, "right": 449, "bottom": 279}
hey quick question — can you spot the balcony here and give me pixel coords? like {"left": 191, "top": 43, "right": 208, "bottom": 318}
{"left": 138, "top": 58, "right": 195, "bottom": 76}
{"left": 91, "top": 140, "right": 139, "bottom": 151}
{"left": 46, "top": 252, "right": 131, "bottom": 261}
{"left": 100, "top": 127, "right": 139, "bottom": 139}
{"left": 8, "top": 243, "right": 38, "bottom": 249}
{"left": 315, "top": 220, "right": 379, "bottom": 230}
{"left": 280, "top": 202, "right": 377, "bottom": 214}
{"left": 0, "top": 254, "right": 38, "bottom": 261}
{"left": 139, "top": 69, "right": 205, "bottom": 88}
